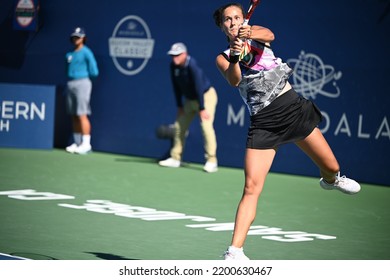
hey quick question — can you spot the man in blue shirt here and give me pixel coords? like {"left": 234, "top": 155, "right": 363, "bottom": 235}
{"left": 65, "top": 27, "right": 99, "bottom": 154}
{"left": 159, "top": 42, "right": 218, "bottom": 172}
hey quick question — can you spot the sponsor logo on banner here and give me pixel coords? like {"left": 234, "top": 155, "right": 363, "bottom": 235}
{"left": 287, "top": 51, "right": 342, "bottom": 100}
{"left": 109, "top": 15, "right": 155, "bottom": 76}
{"left": 0, "top": 100, "right": 45, "bottom": 132}
{"left": 14, "top": 0, "right": 37, "bottom": 28}
{"left": 14, "top": 0, "right": 39, "bottom": 30}
{"left": 0, "top": 83, "right": 55, "bottom": 149}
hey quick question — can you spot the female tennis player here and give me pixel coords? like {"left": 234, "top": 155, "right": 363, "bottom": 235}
{"left": 213, "top": 2, "right": 361, "bottom": 260}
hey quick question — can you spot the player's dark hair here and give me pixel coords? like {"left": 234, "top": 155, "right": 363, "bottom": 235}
{"left": 213, "top": 3, "right": 245, "bottom": 28}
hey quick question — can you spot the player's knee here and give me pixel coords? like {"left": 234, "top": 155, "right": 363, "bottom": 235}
{"left": 243, "top": 179, "right": 264, "bottom": 196}
{"left": 324, "top": 161, "right": 340, "bottom": 175}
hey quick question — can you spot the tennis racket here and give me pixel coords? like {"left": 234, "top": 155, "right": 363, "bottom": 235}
{"left": 233, "top": 0, "right": 261, "bottom": 56}
{"left": 243, "top": 0, "right": 260, "bottom": 26}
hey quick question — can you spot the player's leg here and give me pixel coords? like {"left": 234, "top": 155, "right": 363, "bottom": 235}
{"left": 296, "top": 128, "right": 360, "bottom": 194}
{"left": 296, "top": 128, "right": 339, "bottom": 182}
{"left": 225, "top": 148, "right": 276, "bottom": 259}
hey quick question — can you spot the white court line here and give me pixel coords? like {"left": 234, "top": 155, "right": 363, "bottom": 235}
{"left": 0, "top": 252, "right": 29, "bottom": 260}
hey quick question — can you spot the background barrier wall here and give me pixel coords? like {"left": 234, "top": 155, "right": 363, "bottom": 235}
{"left": 0, "top": 0, "right": 389, "bottom": 185}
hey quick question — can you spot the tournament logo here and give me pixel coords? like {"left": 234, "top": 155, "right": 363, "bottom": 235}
{"left": 14, "top": 0, "right": 36, "bottom": 28}
{"left": 109, "top": 15, "right": 155, "bottom": 76}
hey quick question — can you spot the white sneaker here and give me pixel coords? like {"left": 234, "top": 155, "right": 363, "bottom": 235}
{"left": 203, "top": 161, "right": 218, "bottom": 173}
{"left": 65, "top": 143, "right": 78, "bottom": 153}
{"left": 158, "top": 157, "right": 181, "bottom": 168}
{"left": 223, "top": 246, "right": 250, "bottom": 260}
{"left": 74, "top": 144, "right": 92, "bottom": 155}
{"left": 320, "top": 172, "right": 361, "bottom": 194}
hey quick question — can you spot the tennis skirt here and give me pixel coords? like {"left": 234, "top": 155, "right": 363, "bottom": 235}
{"left": 246, "top": 88, "right": 322, "bottom": 149}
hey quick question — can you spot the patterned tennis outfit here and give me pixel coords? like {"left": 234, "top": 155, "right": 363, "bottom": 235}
{"left": 222, "top": 40, "right": 322, "bottom": 149}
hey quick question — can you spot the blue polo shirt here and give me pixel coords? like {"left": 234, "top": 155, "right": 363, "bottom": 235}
{"left": 170, "top": 56, "right": 211, "bottom": 110}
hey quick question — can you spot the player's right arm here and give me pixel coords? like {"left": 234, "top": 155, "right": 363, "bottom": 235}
{"left": 216, "top": 50, "right": 242, "bottom": 87}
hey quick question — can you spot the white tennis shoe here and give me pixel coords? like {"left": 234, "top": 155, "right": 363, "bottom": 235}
{"left": 203, "top": 161, "right": 218, "bottom": 173}
{"left": 158, "top": 157, "right": 181, "bottom": 168}
{"left": 223, "top": 246, "right": 250, "bottom": 260}
{"left": 74, "top": 144, "right": 92, "bottom": 155}
{"left": 320, "top": 172, "right": 361, "bottom": 194}
{"left": 65, "top": 143, "right": 78, "bottom": 153}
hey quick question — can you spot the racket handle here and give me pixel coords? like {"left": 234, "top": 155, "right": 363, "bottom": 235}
{"left": 232, "top": 19, "right": 250, "bottom": 56}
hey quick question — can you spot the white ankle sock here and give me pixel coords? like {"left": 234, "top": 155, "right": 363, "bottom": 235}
{"left": 229, "top": 246, "right": 243, "bottom": 252}
{"left": 81, "top": 134, "right": 91, "bottom": 146}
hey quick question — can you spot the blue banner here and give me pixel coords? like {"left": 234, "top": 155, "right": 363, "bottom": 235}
{"left": 0, "top": 83, "right": 55, "bottom": 149}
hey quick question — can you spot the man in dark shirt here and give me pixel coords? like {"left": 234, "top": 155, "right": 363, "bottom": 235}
{"left": 159, "top": 42, "right": 218, "bottom": 173}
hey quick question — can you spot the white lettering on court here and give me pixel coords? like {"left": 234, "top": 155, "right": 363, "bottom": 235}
{"left": 186, "top": 223, "right": 336, "bottom": 242}
{"left": 58, "top": 200, "right": 215, "bottom": 222}
{"left": 1, "top": 189, "right": 338, "bottom": 243}
{"left": 0, "top": 189, "right": 74, "bottom": 200}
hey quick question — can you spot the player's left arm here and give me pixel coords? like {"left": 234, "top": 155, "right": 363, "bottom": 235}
{"left": 238, "top": 25, "right": 275, "bottom": 44}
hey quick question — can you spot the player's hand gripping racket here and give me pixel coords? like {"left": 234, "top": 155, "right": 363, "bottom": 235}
{"left": 232, "top": 0, "right": 261, "bottom": 56}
